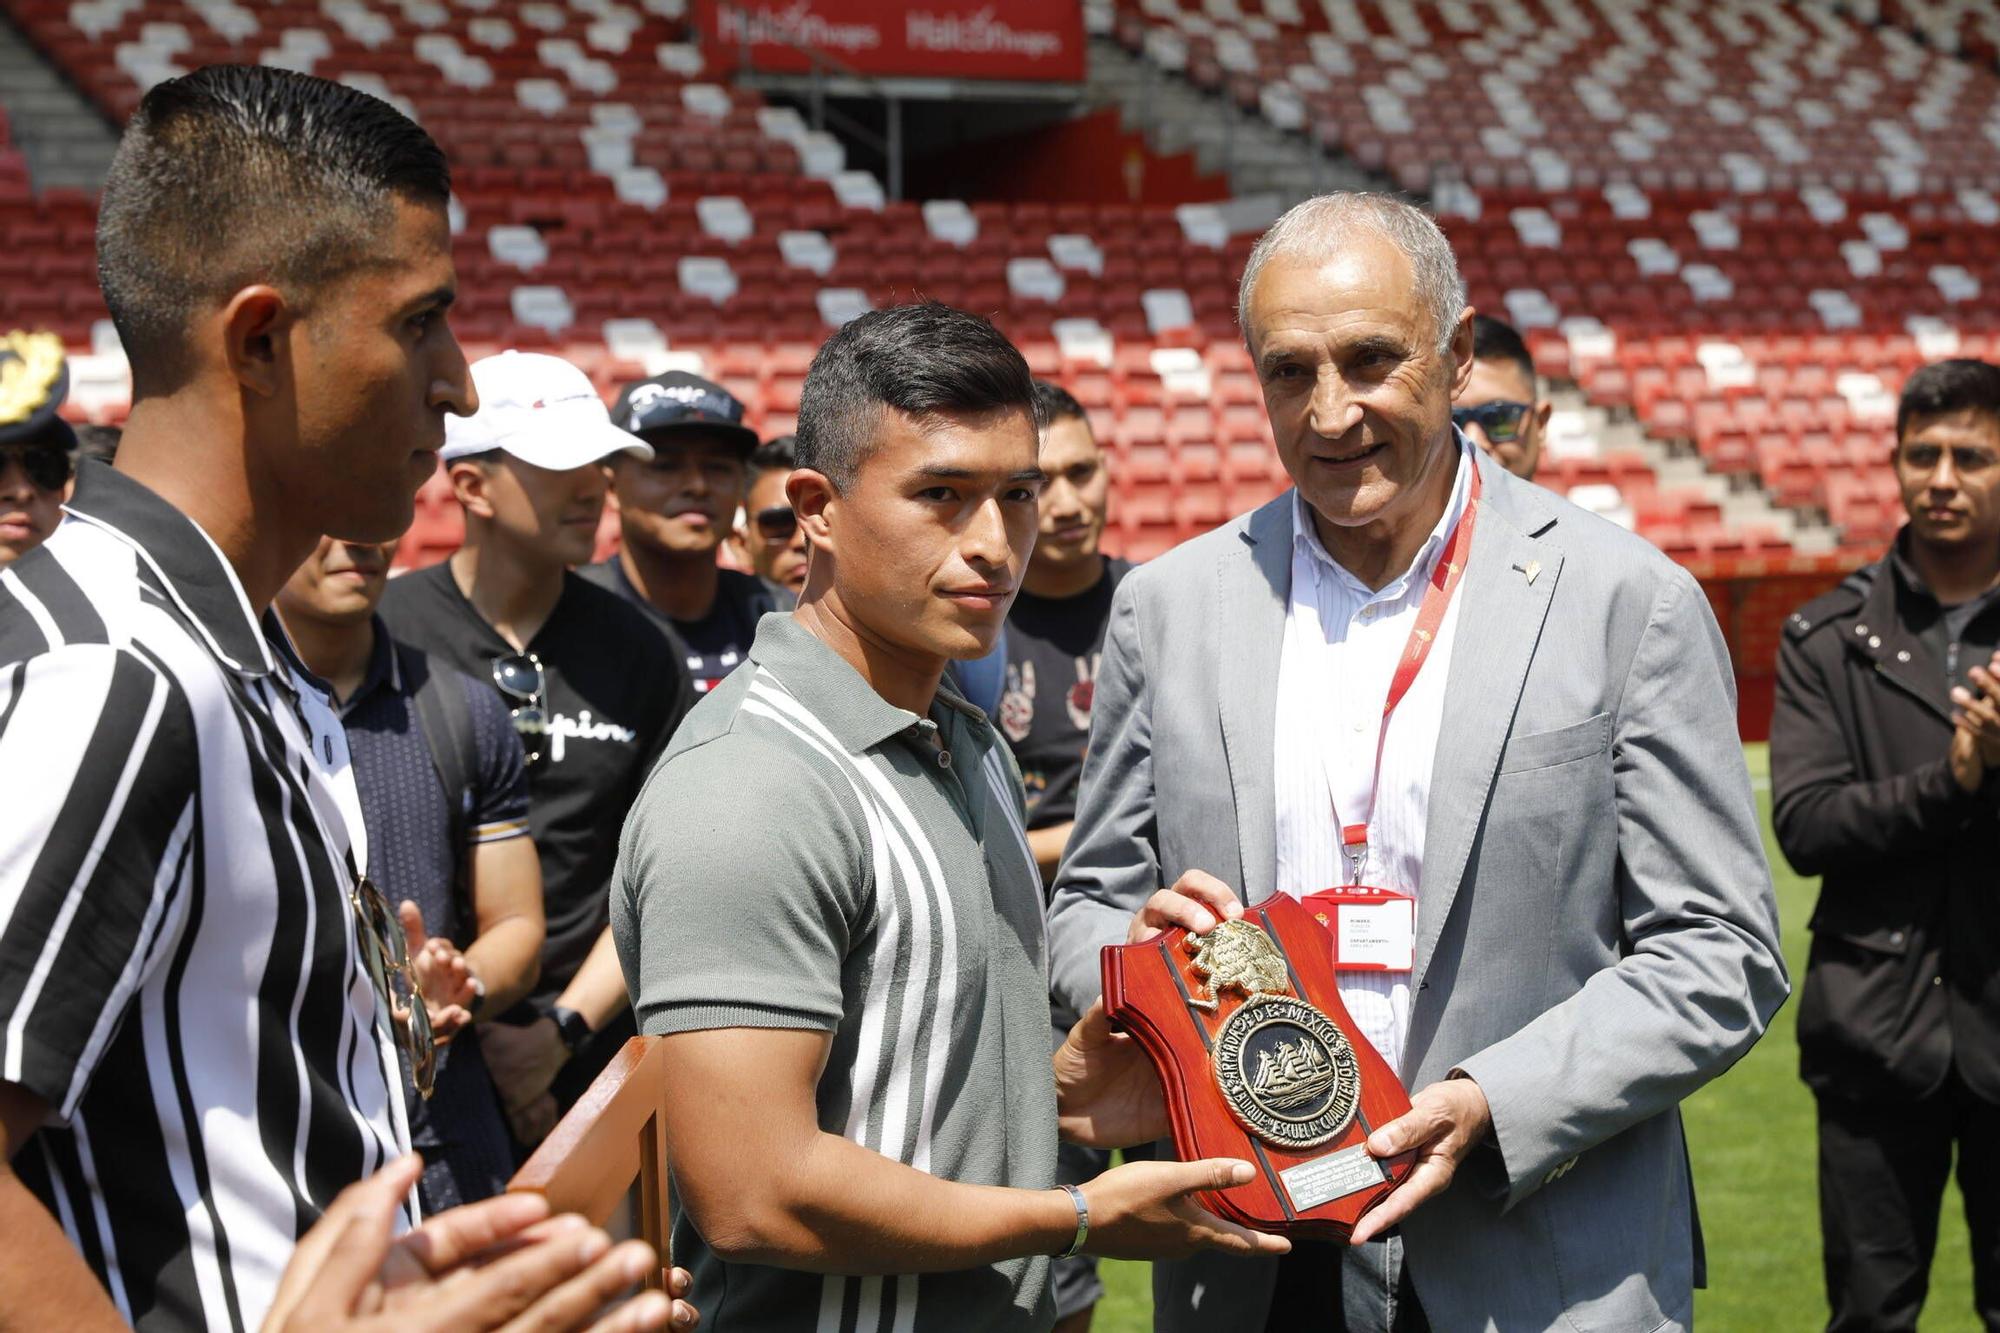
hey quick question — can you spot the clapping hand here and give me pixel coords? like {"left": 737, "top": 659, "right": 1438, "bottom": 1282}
{"left": 398, "top": 901, "right": 475, "bottom": 1043}
{"left": 263, "top": 1152, "right": 700, "bottom": 1332}
{"left": 1952, "top": 653, "right": 2000, "bottom": 775}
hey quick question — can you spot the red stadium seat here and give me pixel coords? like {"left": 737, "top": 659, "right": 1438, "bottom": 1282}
{"left": 3, "top": 0, "right": 1966, "bottom": 596}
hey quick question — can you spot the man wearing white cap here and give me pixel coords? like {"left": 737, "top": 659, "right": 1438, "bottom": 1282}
{"left": 381, "top": 350, "right": 694, "bottom": 1147}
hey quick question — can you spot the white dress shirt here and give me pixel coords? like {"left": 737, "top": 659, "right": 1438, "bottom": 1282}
{"left": 1272, "top": 444, "right": 1474, "bottom": 1072}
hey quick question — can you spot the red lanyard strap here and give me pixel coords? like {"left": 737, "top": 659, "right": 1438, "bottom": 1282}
{"left": 1339, "top": 461, "right": 1483, "bottom": 882}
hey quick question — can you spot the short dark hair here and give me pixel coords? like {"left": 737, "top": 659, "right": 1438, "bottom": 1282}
{"left": 97, "top": 65, "right": 451, "bottom": 397}
{"left": 1031, "top": 380, "right": 1088, "bottom": 431}
{"left": 795, "top": 303, "right": 1041, "bottom": 489}
{"left": 74, "top": 423, "right": 122, "bottom": 464}
{"left": 1471, "top": 313, "right": 1536, "bottom": 384}
{"left": 747, "top": 433, "right": 796, "bottom": 484}
{"left": 1897, "top": 358, "right": 2000, "bottom": 441}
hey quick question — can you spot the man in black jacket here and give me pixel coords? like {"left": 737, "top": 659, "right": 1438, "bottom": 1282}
{"left": 1773, "top": 357, "right": 2000, "bottom": 1332}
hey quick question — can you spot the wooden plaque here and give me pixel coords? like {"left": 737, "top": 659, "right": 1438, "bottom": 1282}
{"left": 1100, "top": 892, "right": 1414, "bottom": 1240}
{"left": 509, "top": 1036, "right": 671, "bottom": 1290}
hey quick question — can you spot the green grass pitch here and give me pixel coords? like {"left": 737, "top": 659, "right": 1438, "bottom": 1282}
{"left": 1087, "top": 744, "right": 1982, "bottom": 1332}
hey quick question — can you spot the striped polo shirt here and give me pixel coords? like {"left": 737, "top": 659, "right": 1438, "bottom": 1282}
{"left": 0, "top": 463, "right": 410, "bottom": 1332}
{"left": 612, "top": 613, "right": 1057, "bottom": 1333}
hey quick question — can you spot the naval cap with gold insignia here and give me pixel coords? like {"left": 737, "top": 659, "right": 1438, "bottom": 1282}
{"left": 0, "top": 330, "right": 76, "bottom": 450}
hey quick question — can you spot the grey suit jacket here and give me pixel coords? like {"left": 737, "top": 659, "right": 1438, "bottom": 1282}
{"left": 1047, "top": 450, "right": 1788, "bottom": 1332}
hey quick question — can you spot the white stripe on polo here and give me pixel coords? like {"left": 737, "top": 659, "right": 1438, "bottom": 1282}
{"left": 744, "top": 677, "right": 933, "bottom": 1333}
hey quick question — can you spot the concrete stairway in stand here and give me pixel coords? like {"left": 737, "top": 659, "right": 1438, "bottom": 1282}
{"left": 0, "top": 12, "right": 119, "bottom": 192}
{"left": 1549, "top": 386, "right": 1842, "bottom": 556}
{"left": 1083, "top": 37, "right": 1382, "bottom": 206}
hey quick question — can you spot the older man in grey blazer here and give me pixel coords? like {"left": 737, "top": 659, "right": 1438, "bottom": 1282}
{"left": 1047, "top": 193, "right": 1788, "bottom": 1332}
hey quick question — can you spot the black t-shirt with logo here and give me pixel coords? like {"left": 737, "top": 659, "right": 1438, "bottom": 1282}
{"left": 997, "top": 558, "right": 1133, "bottom": 830}
{"left": 581, "top": 558, "right": 781, "bottom": 696}
{"left": 380, "top": 564, "right": 691, "bottom": 1010}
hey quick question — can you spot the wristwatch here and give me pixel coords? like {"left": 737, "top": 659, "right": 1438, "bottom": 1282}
{"left": 550, "top": 1005, "right": 592, "bottom": 1054}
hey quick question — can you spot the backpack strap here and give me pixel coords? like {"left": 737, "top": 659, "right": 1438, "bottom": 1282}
{"left": 399, "top": 640, "right": 478, "bottom": 925}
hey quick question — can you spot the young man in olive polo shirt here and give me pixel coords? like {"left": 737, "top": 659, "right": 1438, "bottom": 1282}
{"left": 612, "top": 304, "right": 1287, "bottom": 1332}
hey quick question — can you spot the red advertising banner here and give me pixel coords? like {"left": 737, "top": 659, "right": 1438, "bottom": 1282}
{"left": 695, "top": 1, "right": 1087, "bottom": 82}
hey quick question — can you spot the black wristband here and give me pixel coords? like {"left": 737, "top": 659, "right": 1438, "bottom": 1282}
{"left": 550, "top": 1005, "right": 591, "bottom": 1054}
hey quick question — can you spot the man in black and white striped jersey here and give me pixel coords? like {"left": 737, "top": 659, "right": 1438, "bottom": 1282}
{"left": 0, "top": 67, "right": 692, "bottom": 1333}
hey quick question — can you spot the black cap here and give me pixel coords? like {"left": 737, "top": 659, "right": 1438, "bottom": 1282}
{"left": 0, "top": 330, "right": 77, "bottom": 450}
{"left": 611, "top": 370, "right": 758, "bottom": 456}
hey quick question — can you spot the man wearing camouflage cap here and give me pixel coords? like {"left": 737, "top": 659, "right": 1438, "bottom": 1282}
{"left": 0, "top": 330, "right": 78, "bottom": 567}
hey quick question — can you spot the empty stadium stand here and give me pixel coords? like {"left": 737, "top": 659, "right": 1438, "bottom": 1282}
{"left": 4, "top": 0, "right": 1995, "bottom": 731}
{"left": 1098, "top": 0, "right": 1999, "bottom": 555}
{"left": 1102, "top": 0, "right": 2000, "bottom": 196}
{"left": 1, "top": 0, "right": 1318, "bottom": 567}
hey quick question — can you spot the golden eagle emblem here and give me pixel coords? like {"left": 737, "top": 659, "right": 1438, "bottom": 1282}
{"left": 0, "top": 331, "right": 64, "bottom": 427}
{"left": 1185, "top": 919, "right": 1292, "bottom": 1011}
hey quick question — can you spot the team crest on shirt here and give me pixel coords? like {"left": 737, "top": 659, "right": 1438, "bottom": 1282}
{"left": 1065, "top": 656, "right": 1097, "bottom": 730}
{"left": 998, "top": 660, "right": 1035, "bottom": 743}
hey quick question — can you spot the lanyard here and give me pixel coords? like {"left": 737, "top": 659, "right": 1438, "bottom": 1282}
{"left": 1324, "top": 463, "right": 1483, "bottom": 885}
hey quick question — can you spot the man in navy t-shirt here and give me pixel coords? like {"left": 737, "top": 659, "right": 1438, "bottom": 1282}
{"left": 277, "top": 535, "right": 542, "bottom": 1211}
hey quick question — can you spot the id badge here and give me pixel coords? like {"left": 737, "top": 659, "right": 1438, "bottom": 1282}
{"left": 1303, "top": 886, "right": 1416, "bottom": 973}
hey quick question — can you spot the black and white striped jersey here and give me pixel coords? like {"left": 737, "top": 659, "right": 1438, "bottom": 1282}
{"left": 0, "top": 462, "right": 411, "bottom": 1332}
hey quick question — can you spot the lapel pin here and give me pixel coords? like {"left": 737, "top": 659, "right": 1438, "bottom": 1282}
{"left": 1521, "top": 559, "right": 1542, "bottom": 585}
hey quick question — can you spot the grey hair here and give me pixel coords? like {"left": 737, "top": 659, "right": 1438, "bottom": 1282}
{"left": 1236, "top": 192, "right": 1468, "bottom": 358}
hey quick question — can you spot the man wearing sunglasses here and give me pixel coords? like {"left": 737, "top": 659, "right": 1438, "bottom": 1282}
{"left": 1773, "top": 358, "right": 2000, "bottom": 1331}
{"left": 587, "top": 370, "right": 783, "bottom": 695}
{"left": 0, "top": 330, "right": 79, "bottom": 568}
{"left": 0, "top": 67, "right": 690, "bottom": 1332}
{"left": 381, "top": 350, "right": 692, "bottom": 1153}
{"left": 1451, "top": 314, "right": 1552, "bottom": 482}
{"left": 729, "top": 434, "right": 809, "bottom": 605}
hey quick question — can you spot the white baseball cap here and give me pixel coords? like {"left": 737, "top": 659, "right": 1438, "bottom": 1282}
{"left": 441, "top": 350, "right": 654, "bottom": 468}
